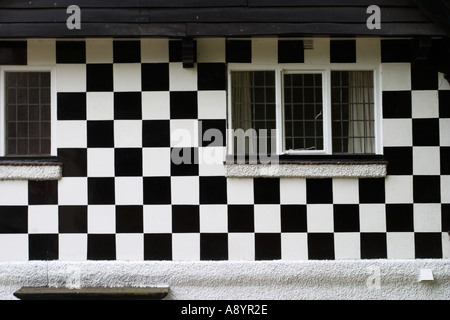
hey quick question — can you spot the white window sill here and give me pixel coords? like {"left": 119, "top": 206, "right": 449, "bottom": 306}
{"left": 0, "top": 159, "right": 63, "bottom": 181}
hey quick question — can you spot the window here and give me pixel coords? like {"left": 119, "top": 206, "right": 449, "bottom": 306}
{"left": 228, "top": 66, "right": 381, "bottom": 158}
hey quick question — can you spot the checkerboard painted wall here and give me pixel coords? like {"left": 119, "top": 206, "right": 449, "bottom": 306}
{"left": 0, "top": 38, "right": 449, "bottom": 262}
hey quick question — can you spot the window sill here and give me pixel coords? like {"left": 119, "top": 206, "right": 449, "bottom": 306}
{"left": 0, "top": 158, "right": 63, "bottom": 181}
{"left": 224, "top": 159, "right": 388, "bottom": 179}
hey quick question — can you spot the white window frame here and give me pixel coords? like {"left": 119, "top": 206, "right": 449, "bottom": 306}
{"left": 227, "top": 63, "right": 383, "bottom": 157}
{"left": 0, "top": 65, "right": 57, "bottom": 157}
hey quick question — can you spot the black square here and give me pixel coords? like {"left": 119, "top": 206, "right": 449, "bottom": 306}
{"left": 144, "top": 234, "right": 172, "bottom": 260}
{"left": 278, "top": 40, "right": 304, "bottom": 63}
{"left": 333, "top": 205, "right": 360, "bottom": 232}
{"left": 439, "top": 91, "right": 450, "bottom": 118}
{"left": 87, "top": 121, "right": 114, "bottom": 148}
{"left": 56, "top": 41, "right": 86, "bottom": 64}
{"left": 411, "top": 63, "right": 438, "bottom": 91}
{"left": 359, "top": 178, "right": 385, "bottom": 203}
{"left": 281, "top": 205, "right": 307, "bottom": 232}
{"left": 142, "top": 63, "right": 169, "bottom": 92}
{"left": 88, "top": 178, "right": 115, "bottom": 205}
{"left": 386, "top": 204, "right": 414, "bottom": 232}
{"left": 114, "top": 92, "right": 142, "bottom": 120}
{"left": 226, "top": 40, "right": 252, "bottom": 63}
{"left": 228, "top": 205, "right": 254, "bottom": 232}
{"left": 58, "top": 148, "right": 87, "bottom": 177}
{"left": 142, "top": 120, "right": 170, "bottom": 148}
{"left": 413, "top": 176, "right": 441, "bottom": 203}
{"left": 197, "top": 63, "right": 227, "bottom": 91}
{"left": 307, "top": 179, "right": 333, "bottom": 204}
{"left": 87, "top": 234, "right": 116, "bottom": 260}
{"left": 116, "top": 206, "right": 143, "bottom": 233}
{"left": 169, "top": 40, "right": 182, "bottom": 62}
{"left": 87, "top": 64, "right": 114, "bottom": 92}
{"left": 254, "top": 178, "right": 280, "bottom": 204}
{"left": 382, "top": 91, "right": 412, "bottom": 119}
{"left": 384, "top": 147, "right": 413, "bottom": 175}
{"left": 113, "top": 41, "right": 141, "bottom": 63}
{"left": 441, "top": 147, "right": 450, "bottom": 175}
{"left": 360, "top": 233, "right": 387, "bottom": 259}
{"left": 255, "top": 233, "right": 281, "bottom": 260}
{"left": 0, "top": 41, "right": 27, "bottom": 65}
{"left": 28, "top": 181, "right": 58, "bottom": 205}
{"left": 114, "top": 148, "right": 143, "bottom": 177}
{"left": 413, "top": 119, "right": 440, "bottom": 146}
{"left": 442, "top": 204, "right": 450, "bottom": 232}
{"left": 415, "top": 233, "right": 442, "bottom": 258}
{"left": 200, "top": 120, "right": 226, "bottom": 147}
{"left": 29, "top": 234, "right": 58, "bottom": 260}
{"left": 143, "top": 177, "right": 171, "bottom": 205}
{"left": 170, "top": 92, "right": 198, "bottom": 119}
{"left": 330, "top": 40, "right": 356, "bottom": 63}
{"left": 0, "top": 206, "right": 27, "bottom": 233}
{"left": 381, "top": 39, "right": 413, "bottom": 63}
{"left": 58, "top": 206, "right": 87, "bottom": 233}
{"left": 172, "top": 205, "right": 200, "bottom": 233}
{"left": 307, "top": 233, "right": 335, "bottom": 260}
{"left": 171, "top": 148, "right": 199, "bottom": 176}
{"left": 200, "top": 177, "right": 227, "bottom": 205}
{"left": 57, "top": 93, "right": 86, "bottom": 120}
{"left": 200, "top": 233, "right": 228, "bottom": 261}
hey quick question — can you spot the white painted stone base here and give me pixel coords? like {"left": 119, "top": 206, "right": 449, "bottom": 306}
{"left": 0, "top": 165, "right": 62, "bottom": 181}
{"left": 0, "top": 260, "right": 449, "bottom": 300}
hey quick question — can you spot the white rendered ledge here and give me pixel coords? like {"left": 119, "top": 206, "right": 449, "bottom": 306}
{"left": 225, "top": 162, "right": 387, "bottom": 178}
{"left": 0, "top": 163, "right": 62, "bottom": 181}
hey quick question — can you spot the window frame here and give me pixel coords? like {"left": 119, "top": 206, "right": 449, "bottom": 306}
{"left": 227, "top": 63, "right": 383, "bottom": 157}
{"left": 0, "top": 65, "right": 57, "bottom": 158}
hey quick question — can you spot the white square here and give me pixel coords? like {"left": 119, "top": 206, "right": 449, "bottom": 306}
{"left": 228, "top": 233, "right": 255, "bottom": 261}
{"left": 58, "top": 178, "right": 88, "bottom": 205}
{"left": 356, "top": 38, "right": 381, "bottom": 64}
{"left": 441, "top": 176, "right": 450, "bottom": 203}
{"left": 58, "top": 234, "right": 87, "bottom": 261}
{"left": 170, "top": 120, "right": 198, "bottom": 148}
{"left": 281, "top": 233, "right": 308, "bottom": 260}
{"left": 197, "top": 91, "right": 227, "bottom": 119}
{"left": 413, "top": 147, "right": 441, "bottom": 175}
{"left": 113, "top": 63, "right": 142, "bottom": 92}
{"left": 143, "top": 148, "right": 171, "bottom": 177}
{"left": 227, "top": 178, "right": 254, "bottom": 204}
{"left": 86, "top": 39, "right": 113, "bottom": 63}
{"left": 385, "top": 176, "right": 414, "bottom": 203}
{"left": 197, "top": 38, "right": 226, "bottom": 63}
{"left": 381, "top": 63, "right": 411, "bottom": 91}
{"left": 0, "top": 234, "right": 28, "bottom": 261}
{"left": 200, "top": 205, "right": 228, "bottom": 233}
{"left": 114, "top": 120, "right": 143, "bottom": 148}
{"left": 383, "top": 119, "right": 412, "bottom": 147}
{"left": 141, "top": 39, "right": 169, "bottom": 63}
{"left": 56, "top": 64, "right": 86, "bottom": 92}
{"left": 88, "top": 148, "right": 115, "bottom": 177}
{"left": 307, "top": 204, "right": 334, "bottom": 232}
{"left": 0, "top": 181, "right": 28, "bottom": 205}
{"left": 144, "top": 205, "right": 172, "bottom": 233}
{"left": 304, "top": 38, "right": 330, "bottom": 64}
{"left": 87, "top": 92, "right": 114, "bottom": 120}
{"left": 171, "top": 177, "right": 199, "bottom": 205}
{"left": 254, "top": 205, "right": 281, "bottom": 233}
{"left": 439, "top": 73, "right": 450, "bottom": 90}
{"left": 387, "top": 232, "right": 415, "bottom": 259}
{"left": 414, "top": 204, "right": 442, "bottom": 232}
{"left": 142, "top": 92, "right": 170, "bottom": 120}
{"left": 27, "top": 39, "right": 56, "bottom": 65}
{"left": 172, "top": 233, "right": 200, "bottom": 261}
{"left": 279, "top": 178, "right": 307, "bottom": 204}
{"left": 116, "top": 234, "right": 144, "bottom": 261}
{"left": 440, "top": 119, "right": 450, "bottom": 146}
{"left": 115, "top": 177, "right": 143, "bottom": 205}
{"left": 57, "top": 121, "right": 87, "bottom": 148}
{"left": 359, "top": 204, "right": 386, "bottom": 232}
{"left": 198, "top": 147, "right": 226, "bottom": 176}
{"left": 332, "top": 178, "right": 359, "bottom": 204}
{"left": 88, "top": 205, "right": 115, "bottom": 233}
{"left": 252, "top": 38, "right": 278, "bottom": 64}
{"left": 443, "top": 233, "right": 450, "bottom": 259}
{"left": 334, "top": 233, "right": 361, "bottom": 260}
{"left": 169, "top": 63, "right": 198, "bottom": 91}
{"left": 28, "top": 205, "right": 58, "bottom": 234}
{"left": 412, "top": 91, "right": 439, "bottom": 118}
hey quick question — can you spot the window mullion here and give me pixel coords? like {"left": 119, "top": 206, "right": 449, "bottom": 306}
{"left": 275, "top": 68, "right": 284, "bottom": 155}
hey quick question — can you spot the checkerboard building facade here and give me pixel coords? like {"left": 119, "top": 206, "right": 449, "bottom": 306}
{"left": 1, "top": 37, "right": 449, "bottom": 262}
